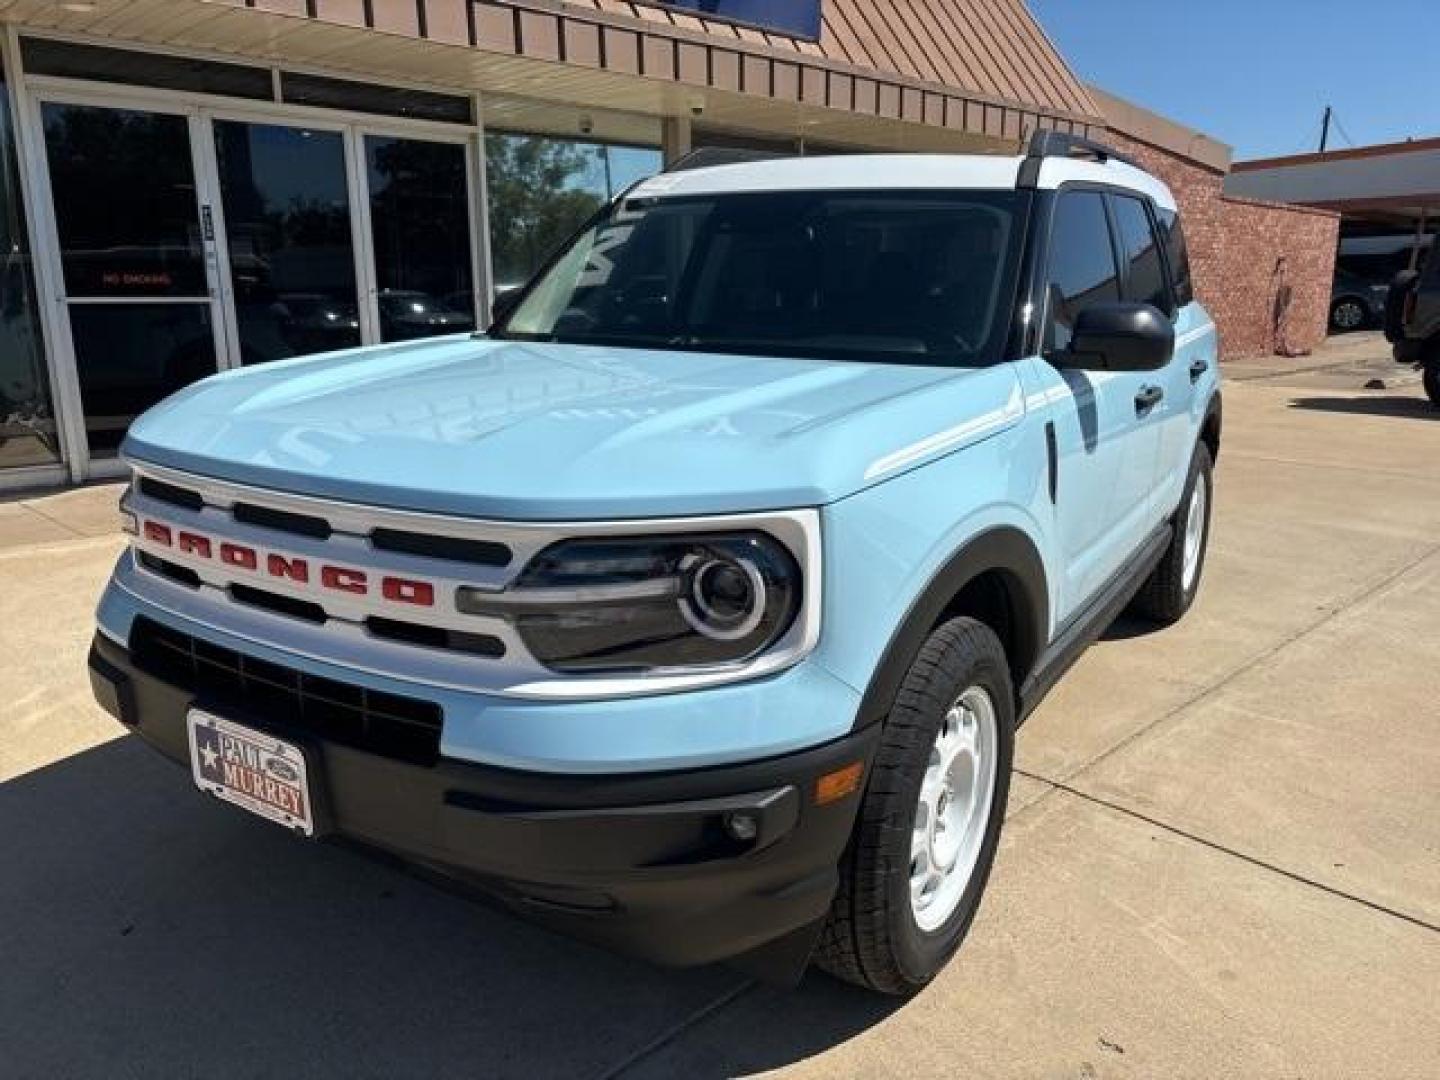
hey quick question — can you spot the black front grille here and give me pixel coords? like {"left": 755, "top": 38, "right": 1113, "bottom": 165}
{"left": 371, "top": 527, "right": 511, "bottom": 568}
{"left": 139, "top": 476, "right": 204, "bottom": 512}
{"left": 130, "top": 617, "right": 443, "bottom": 766}
{"left": 366, "top": 616, "right": 506, "bottom": 658}
{"left": 137, "top": 551, "right": 201, "bottom": 589}
{"left": 233, "top": 501, "right": 332, "bottom": 539}
{"left": 229, "top": 583, "right": 327, "bottom": 624}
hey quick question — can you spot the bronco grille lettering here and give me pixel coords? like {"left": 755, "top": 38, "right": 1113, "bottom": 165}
{"left": 220, "top": 542, "right": 257, "bottom": 570}
{"left": 267, "top": 553, "right": 309, "bottom": 583}
{"left": 322, "top": 566, "right": 367, "bottom": 594}
{"left": 138, "top": 519, "right": 434, "bottom": 608}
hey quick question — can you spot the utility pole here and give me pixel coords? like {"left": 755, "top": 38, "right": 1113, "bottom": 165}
{"left": 1319, "top": 105, "right": 1332, "bottom": 153}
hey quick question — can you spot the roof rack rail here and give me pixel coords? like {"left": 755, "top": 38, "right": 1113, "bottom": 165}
{"left": 1018, "top": 129, "right": 1139, "bottom": 186}
{"left": 664, "top": 146, "right": 790, "bottom": 173}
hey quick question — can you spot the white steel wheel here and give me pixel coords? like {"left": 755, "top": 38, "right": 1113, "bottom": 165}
{"left": 1129, "top": 441, "right": 1213, "bottom": 626}
{"left": 816, "top": 616, "right": 1014, "bottom": 995}
{"left": 1180, "top": 467, "right": 1208, "bottom": 593}
{"left": 910, "top": 686, "right": 999, "bottom": 932}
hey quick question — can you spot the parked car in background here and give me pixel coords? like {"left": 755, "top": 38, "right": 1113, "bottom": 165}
{"left": 1337, "top": 233, "right": 1432, "bottom": 286}
{"left": 1332, "top": 234, "right": 1433, "bottom": 334}
{"left": 1329, "top": 267, "right": 1389, "bottom": 332}
{"left": 378, "top": 290, "right": 476, "bottom": 341}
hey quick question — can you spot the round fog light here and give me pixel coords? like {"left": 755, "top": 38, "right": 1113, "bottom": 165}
{"left": 724, "top": 811, "right": 759, "bottom": 842}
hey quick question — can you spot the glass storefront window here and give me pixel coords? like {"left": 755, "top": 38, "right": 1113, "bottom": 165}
{"left": 365, "top": 135, "right": 475, "bottom": 341}
{"left": 213, "top": 121, "right": 361, "bottom": 364}
{"left": 0, "top": 52, "right": 61, "bottom": 468}
{"left": 68, "top": 303, "right": 215, "bottom": 458}
{"left": 484, "top": 133, "right": 660, "bottom": 294}
{"left": 42, "top": 104, "right": 208, "bottom": 298}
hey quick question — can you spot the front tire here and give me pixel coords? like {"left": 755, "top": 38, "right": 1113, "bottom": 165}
{"left": 816, "top": 617, "right": 1013, "bottom": 996}
{"left": 1130, "top": 442, "right": 1213, "bottom": 624}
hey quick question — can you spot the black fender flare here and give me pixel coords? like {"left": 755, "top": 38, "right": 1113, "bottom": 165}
{"left": 851, "top": 526, "right": 1049, "bottom": 732}
{"left": 1201, "top": 388, "right": 1222, "bottom": 464}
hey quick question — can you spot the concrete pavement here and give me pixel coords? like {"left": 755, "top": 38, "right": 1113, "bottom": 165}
{"left": 2, "top": 367, "right": 1438, "bottom": 1078}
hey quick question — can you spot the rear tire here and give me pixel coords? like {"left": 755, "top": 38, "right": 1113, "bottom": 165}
{"left": 1130, "top": 442, "right": 1213, "bottom": 625}
{"left": 816, "top": 617, "right": 1013, "bottom": 996}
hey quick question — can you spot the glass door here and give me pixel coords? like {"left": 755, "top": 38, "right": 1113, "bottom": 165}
{"left": 36, "top": 99, "right": 225, "bottom": 461}
{"left": 361, "top": 133, "right": 476, "bottom": 341}
{"left": 210, "top": 118, "right": 362, "bottom": 364}
{"left": 206, "top": 119, "right": 477, "bottom": 360}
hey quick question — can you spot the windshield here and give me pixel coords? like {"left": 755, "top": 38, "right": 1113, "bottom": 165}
{"left": 495, "top": 189, "right": 1028, "bottom": 366}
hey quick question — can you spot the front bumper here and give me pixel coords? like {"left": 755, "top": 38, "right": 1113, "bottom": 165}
{"left": 88, "top": 631, "right": 877, "bottom": 969}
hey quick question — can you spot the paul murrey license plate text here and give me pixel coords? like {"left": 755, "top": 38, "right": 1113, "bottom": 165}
{"left": 189, "top": 711, "right": 313, "bottom": 835}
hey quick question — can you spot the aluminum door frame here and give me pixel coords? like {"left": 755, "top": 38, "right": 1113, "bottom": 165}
{"left": 19, "top": 83, "right": 230, "bottom": 482}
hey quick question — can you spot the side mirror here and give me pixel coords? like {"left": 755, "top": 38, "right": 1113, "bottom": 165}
{"left": 1064, "top": 302, "right": 1174, "bottom": 372}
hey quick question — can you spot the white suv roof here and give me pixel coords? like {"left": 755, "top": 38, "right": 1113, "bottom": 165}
{"left": 629, "top": 152, "right": 1178, "bottom": 213}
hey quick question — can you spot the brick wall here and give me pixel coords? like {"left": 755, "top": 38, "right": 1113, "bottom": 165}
{"left": 1105, "top": 131, "right": 1340, "bottom": 360}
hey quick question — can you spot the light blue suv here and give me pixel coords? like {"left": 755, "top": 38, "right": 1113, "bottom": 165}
{"left": 89, "top": 132, "right": 1220, "bottom": 995}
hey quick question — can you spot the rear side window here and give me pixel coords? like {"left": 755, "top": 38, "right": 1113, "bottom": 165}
{"left": 1112, "top": 195, "right": 1171, "bottom": 315}
{"left": 1155, "top": 207, "right": 1194, "bottom": 308}
{"left": 1043, "top": 190, "right": 1120, "bottom": 352}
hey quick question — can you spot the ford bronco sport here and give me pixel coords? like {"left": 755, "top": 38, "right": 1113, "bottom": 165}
{"left": 89, "top": 131, "right": 1220, "bottom": 995}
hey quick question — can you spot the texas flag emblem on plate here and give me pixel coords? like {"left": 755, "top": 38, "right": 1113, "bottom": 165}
{"left": 188, "top": 709, "right": 315, "bottom": 836}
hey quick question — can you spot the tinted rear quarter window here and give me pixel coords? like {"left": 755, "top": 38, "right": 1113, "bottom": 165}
{"left": 1155, "top": 207, "right": 1194, "bottom": 307}
{"left": 1044, "top": 190, "right": 1120, "bottom": 352}
{"left": 1112, "top": 195, "right": 1171, "bottom": 315}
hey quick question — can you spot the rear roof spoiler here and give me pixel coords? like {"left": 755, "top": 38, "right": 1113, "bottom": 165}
{"left": 1018, "top": 129, "right": 1139, "bottom": 187}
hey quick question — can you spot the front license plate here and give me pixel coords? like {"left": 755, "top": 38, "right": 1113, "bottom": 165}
{"left": 187, "top": 709, "right": 315, "bottom": 836}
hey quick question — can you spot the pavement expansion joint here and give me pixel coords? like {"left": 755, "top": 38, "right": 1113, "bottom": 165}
{"left": 1057, "top": 538, "right": 1440, "bottom": 786}
{"left": 592, "top": 979, "right": 757, "bottom": 1080}
{"left": 1013, "top": 773, "right": 1440, "bottom": 936}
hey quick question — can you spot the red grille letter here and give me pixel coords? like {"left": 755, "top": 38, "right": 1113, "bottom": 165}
{"left": 321, "top": 566, "right": 367, "bottom": 594}
{"left": 143, "top": 521, "right": 173, "bottom": 546}
{"left": 220, "top": 543, "right": 258, "bottom": 570}
{"left": 266, "top": 553, "right": 310, "bottom": 584}
{"left": 382, "top": 577, "right": 434, "bottom": 607}
{"left": 177, "top": 531, "right": 212, "bottom": 558}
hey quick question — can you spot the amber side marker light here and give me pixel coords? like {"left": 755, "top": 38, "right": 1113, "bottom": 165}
{"left": 814, "top": 761, "right": 864, "bottom": 806}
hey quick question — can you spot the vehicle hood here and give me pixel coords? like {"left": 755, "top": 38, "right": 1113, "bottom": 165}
{"left": 123, "top": 337, "right": 1024, "bottom": 520}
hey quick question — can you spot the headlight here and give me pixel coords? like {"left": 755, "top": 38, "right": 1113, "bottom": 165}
{"left": 457, "top": 533, "right": 802, "bottom": 674}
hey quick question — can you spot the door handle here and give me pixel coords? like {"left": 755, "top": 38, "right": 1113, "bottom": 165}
{"left": 1134, "top": 385, "right": 1164, "bottom": 415}
{"left": 1189, "top": 358, "right": 1209, "bottom": 384}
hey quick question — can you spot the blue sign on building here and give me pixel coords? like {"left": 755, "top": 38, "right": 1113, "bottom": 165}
{"left": 660, "top": 1, "right": 823, "bottom": 41}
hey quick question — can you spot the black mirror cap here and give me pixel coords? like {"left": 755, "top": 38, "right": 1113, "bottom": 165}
{"left": 1066, "top": 302, "right": 1174, "bottom": 372}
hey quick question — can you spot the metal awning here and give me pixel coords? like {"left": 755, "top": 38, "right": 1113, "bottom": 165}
{"left": 1227, "top": 138, "right": 1440, "bottom": 229}
{"left": 0, "top": 0, "right": 1102, "bottom": 151}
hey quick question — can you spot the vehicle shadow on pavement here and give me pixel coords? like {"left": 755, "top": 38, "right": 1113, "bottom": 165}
{"left": 1286, "top": 395, "right": 1439, "bottom": 420}
{"left": 0, "top": 737, "right": 896, "bottom": 1079}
